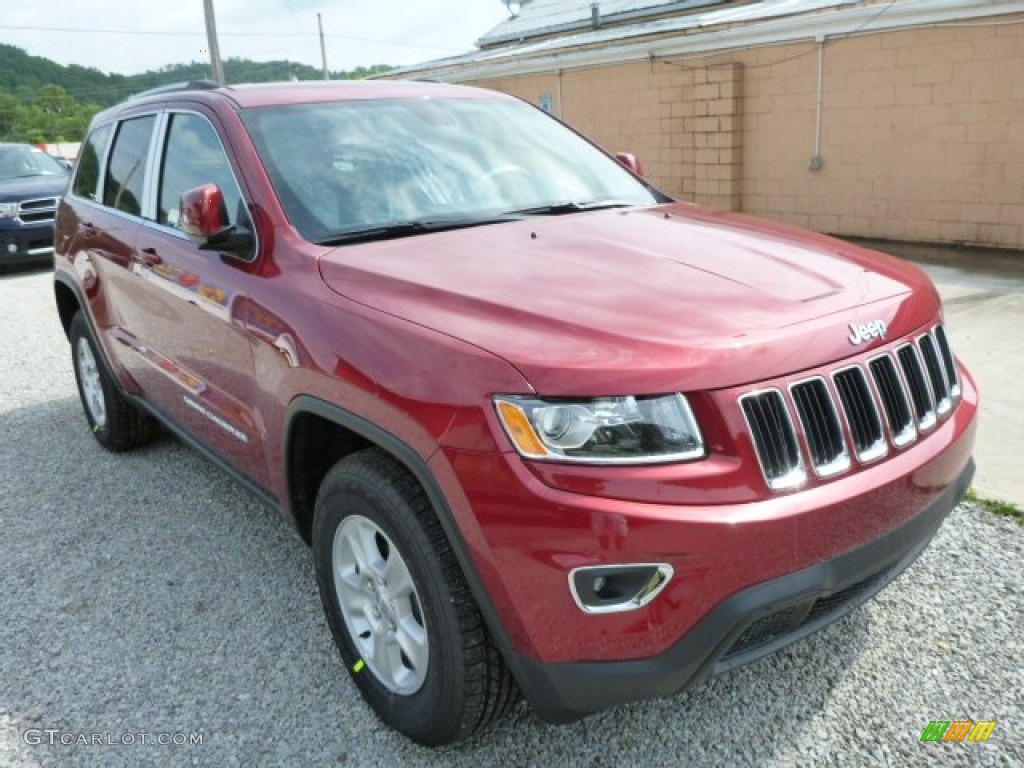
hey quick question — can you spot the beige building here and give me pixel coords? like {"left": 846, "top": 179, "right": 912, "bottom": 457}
{"left": 391, "top": 0, "right": 1024, "bottom": 249}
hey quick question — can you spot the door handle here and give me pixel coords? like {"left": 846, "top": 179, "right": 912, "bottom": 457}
{"left": 139, "top": 247, "right": 162, "bottom": 266}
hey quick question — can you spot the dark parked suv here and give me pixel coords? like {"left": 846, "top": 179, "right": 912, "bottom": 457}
{"left": 54, "top": 80, "right": 977, "bottom": 745}
{"left": 0, "top": 143, "right": 69, "bottom": 271}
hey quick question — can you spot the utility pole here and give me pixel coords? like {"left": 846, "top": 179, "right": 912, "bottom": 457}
{"left": 203, "top": 0, "right": 226, "bottom": 85}
{"left": 318, "top": 13, "right": 329, "bottom": 80}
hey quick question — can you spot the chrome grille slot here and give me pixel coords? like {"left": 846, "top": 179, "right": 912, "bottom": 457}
{"left": 790, "top": 378, "right": 849, "bottom": 476}
{"left": 868, "top": 354, "right": 916, "bottom": 447}
{"left": 740, "top": 390, "right": 806, "bottom": 490}
{"left": 933, "top": 325, "right": 961, "bottom": 398}
{"left": 832, "top": 366, "right": 887, "bottom": 462}
{"left": 896, "top": 344, "right": 936, "bottom": 430}
{"left": 918, "top": 333, "right": 951, "bottom": 414}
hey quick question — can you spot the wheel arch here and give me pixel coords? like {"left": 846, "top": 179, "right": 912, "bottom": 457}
{"left": 282, "top": 395, "right": 536, "bottom": 700}
{"left": 283, "top": 395, "right": 453, "bottom": 547}
{"left": 54, "top": 272, "right": 82, "bottom": 340}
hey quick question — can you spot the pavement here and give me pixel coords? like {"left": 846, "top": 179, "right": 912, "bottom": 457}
{"left": 853, "top": 239, "right": 1024, "bottom": 509}
{"left": 0, "top": 253, "right": 1020, "bottom": 766}
{"left": 0, "top": 262, "right": 1019, "bottom": 765}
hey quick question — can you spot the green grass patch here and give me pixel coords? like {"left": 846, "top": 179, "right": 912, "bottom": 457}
{"left": 965, "top": 488, "right": 1024, "bottom": 525}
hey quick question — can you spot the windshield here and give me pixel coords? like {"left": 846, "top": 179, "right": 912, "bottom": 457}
{"left": 0, "top": 145, "right": 68, "bottom": 181}
{"left": 242, "top": 96, "right": 662, "bottom": 244}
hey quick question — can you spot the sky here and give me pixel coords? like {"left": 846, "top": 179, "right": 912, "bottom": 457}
{"left": 0, "top": 0, "right": 512, "bottom": 75}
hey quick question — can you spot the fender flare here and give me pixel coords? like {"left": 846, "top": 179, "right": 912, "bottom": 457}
{"left": 282, "top": 395, "right": 538, "bottom": 704}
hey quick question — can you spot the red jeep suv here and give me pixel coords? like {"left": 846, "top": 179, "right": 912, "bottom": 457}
{"left": 54, "top": 80, "right": 977, "bottom": 745}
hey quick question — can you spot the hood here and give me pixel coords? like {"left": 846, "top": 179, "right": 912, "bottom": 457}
{"left": 0, "top": 174, "right": 69, "bottom": 203}
{"left": 318, "top": 203, "right": 939, "bottom": 394}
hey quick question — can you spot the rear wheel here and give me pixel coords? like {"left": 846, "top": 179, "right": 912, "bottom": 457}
{"left": 69, "top": 311, "right": 160, "bottom": 451}
{"left": 312, "top": 448, "right": 518, "bottom": 745}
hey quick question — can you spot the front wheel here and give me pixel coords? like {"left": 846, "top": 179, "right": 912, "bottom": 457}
{"left": 312, "top": 448, "right": 518, "bottom": 745}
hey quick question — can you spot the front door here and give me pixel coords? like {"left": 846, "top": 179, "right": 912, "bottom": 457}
{"left": 127, "top": 110, "right": 267, "bottom": 486}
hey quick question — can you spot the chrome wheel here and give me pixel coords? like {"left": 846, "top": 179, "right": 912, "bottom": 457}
{"left": 332, "top": 514, "right": 429, "bottom": 695}
{"left": 76, "top": 337, "right": 107, "bottom": 428}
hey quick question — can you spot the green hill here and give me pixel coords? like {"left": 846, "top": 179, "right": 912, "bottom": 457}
{"left": 0, "top": 44, "right": 391, "bottom": 106}
{"left": 0, "top": 44, "right": 392, "bottom": 142}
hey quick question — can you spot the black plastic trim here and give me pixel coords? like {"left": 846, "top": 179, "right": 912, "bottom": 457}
{"left": 128, "top": 394, "right": 279, "bottom": 509}
{"left": 516, "top": 458, "right": 974, "bottom": 723}
{"left": 282, "top": 395, "right": 538, "bottom": 701}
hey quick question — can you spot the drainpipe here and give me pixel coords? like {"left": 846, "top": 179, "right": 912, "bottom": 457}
{"left": 591, "top": 2, "right": 601, "bottom": 29}
{"left": 556, "top": 69, "right": 564, "bottom": 119}
{"left": 810, "top": 35, "right": 826, "bottom": 170}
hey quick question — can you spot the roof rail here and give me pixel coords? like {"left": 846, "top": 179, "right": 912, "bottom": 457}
{"left": 128, "top": 80, "right": 223, "bottom": 101}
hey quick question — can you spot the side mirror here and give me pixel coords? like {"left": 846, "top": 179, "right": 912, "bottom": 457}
{"left": 180, "top": 183, "right": 254, "bottom": 257}
{"left": 181, "top": 184, "right": 228, "bottom": 243}
{"left": 614, "top": 152, "right": 644, "bottom": 178}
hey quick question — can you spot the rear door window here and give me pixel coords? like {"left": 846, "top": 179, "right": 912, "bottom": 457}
{"left": 103, "top": 115, "right": 156, "bottom": 216}
{"left": 72, "top": 124, "right": 113, "bottom": 201}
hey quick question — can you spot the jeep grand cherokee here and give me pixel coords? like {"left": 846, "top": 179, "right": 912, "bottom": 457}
{"left": 53, "top": 80, "right": 977, "bottom": 746}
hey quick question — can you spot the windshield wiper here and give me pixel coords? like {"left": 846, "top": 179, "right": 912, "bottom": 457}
{"left": 315, "top": 215, "right": 522, "bottom": 246}
{"left": 507, "top": 200, "right": 635, "bottom": 216}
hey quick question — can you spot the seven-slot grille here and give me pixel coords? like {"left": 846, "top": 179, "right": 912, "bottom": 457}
{"left": 741, "top": 324, "right": 961, "bottom": 490}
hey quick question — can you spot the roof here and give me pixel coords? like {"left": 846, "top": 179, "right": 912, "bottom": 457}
{"left": 395, "top": 0, "right": 858, "bottom": 77}
{"left": 478, "top": 0, "right": 729, "bottom": 47}
{"left": 91, "top": 80, "right": 507, "bottom": 124}
{"left": 220, "top": 81, "right": 505, "bottom": 108}
{"left": 391, "top": 0, "right": 1022, "bottom": 81}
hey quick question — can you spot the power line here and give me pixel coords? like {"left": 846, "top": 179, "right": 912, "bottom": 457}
{"left": 0, "top": 23, "right": 465, "bottom": 51}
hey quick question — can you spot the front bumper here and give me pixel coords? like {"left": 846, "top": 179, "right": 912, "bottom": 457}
{"left": 431, "top": 366, "right": 977, "bottom": 722}
{"left": 0, "top": 220, "right": 55, "bottom": 269}
{"left": 515, "top": 457, "right": 972, "bottom": 722}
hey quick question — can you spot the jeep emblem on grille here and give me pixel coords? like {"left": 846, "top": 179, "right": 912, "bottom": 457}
{"left": 848, "top": 320, "right": 887, "bottom": 345}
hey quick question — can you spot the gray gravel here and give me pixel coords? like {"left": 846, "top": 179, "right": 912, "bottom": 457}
{"left": 1, "top": 269, "right": 1021, "bottom": 768}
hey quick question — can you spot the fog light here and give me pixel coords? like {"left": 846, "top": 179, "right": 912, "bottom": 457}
{"left": 7, "top": 244, "right": 16, "bottom": 254}
{"left": 569, "top": 564, "right": 673, "bottom": 614}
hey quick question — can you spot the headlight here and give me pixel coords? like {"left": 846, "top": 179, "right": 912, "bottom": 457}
{"left": 494, "top": 393, "right": 704, "bottom": 464}
{"left": 0, "top": 203, "right": 19, "bottom": 219}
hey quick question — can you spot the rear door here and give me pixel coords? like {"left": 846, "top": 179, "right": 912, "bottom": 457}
{"left": 60, "top": 116, "right": 154, "bottom": 386}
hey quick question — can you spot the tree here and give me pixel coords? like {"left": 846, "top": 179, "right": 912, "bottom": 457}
{"left": 36, "top": 84, "right": 78, "bottom": 117}
{"left": 0, "top": 90, "right": 17, "bottom": 137}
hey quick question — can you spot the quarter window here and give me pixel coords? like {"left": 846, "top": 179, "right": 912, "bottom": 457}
{"left": 103, "top": 116, "right": 156, "bottom": 216}
{"left": 71, "top": 124, "right": 112, "bottom": 201}
{"left": 158, "top": 113, "right": 248, "bottom": 231}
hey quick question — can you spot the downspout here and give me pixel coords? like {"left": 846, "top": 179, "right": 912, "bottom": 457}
{"left": 810, "top": 35, "right": 826, "bottom": 170}
{"left": 556, "top": 69, "right": 564, "bottom": 119}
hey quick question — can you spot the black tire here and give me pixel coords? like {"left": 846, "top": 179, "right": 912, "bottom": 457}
{"left": 313, "top": 447, "right": 518, "bottom": 746}
{"left": 69, "top": 311, "right": 160, "bottom": 452}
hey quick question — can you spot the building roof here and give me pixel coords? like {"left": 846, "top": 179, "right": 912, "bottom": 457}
{"left": 394, "top": 0, "right": 859, "bottom": 77}
{"left": 478, "top": 0, "right": 729, "bottom": 47}
{"left": 390, "top": 0, "right": 1024, "bottom": 82}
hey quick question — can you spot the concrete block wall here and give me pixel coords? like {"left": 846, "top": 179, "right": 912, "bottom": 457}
{"left": 470, "top": 15, "right": 1024, "bottom": 248}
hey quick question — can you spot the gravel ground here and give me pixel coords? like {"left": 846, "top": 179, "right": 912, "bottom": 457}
{"left": 1, "top": 269, "right": 1021, "bottom": 768}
